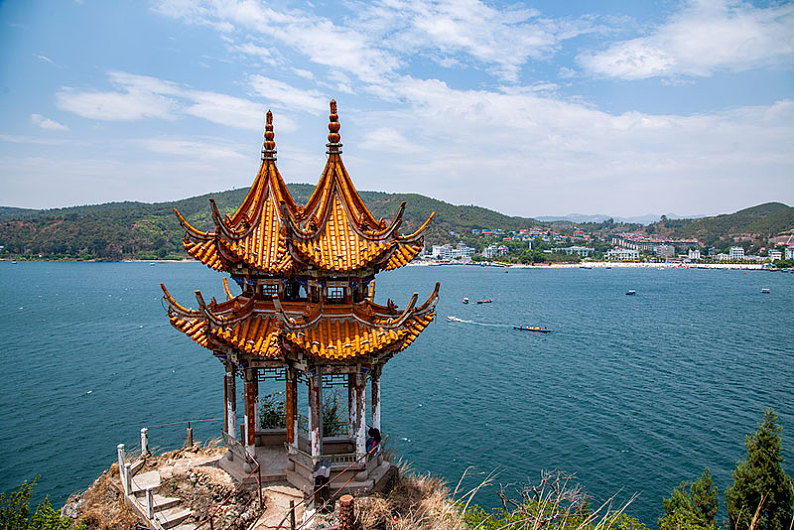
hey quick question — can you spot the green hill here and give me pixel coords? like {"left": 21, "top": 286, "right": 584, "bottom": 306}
{"left": 644, "top": 202, "right": 794, "bottom": 250}
{"left": 0, "top": 185, "right": 541, "bottom": 260}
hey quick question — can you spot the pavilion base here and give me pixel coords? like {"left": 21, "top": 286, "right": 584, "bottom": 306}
{"left": 218, "top": 431, "right": 397, "bottom": 499}
{"left": 285, "top": 453, "right": 396, "bottom": 498}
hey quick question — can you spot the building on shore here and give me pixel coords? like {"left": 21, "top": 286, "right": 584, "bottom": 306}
{"left": 786, "top": 246, "right": 794, "bottom": 260}
{"left": 729, "top": 246, "right": 746, "bottom": 260}
{"left": 430, "top": 242, "right": 474, "bottom": 260}
{"left": 606, "top": 248, "right": 639, "bottom": 260}
{"left": 554, "top": 246, "right": 594, "bottom": 257}
{"left": 482, "top": 244, "right": 509, "bottom": 258}
{"left": 161, "top": 102, "right": 439, "bottom": 496}
{"left": 768, "top": 249, "right": 782, "bottom": 261}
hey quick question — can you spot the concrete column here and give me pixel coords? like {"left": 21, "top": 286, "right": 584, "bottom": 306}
{"left": 371, "top": 366, "right": 382, "bottom": 432}
{"left": 124, "top": 463, "right": 132, "bottom": 496}
{"left": 117, "top": 444, "right": 126, "bottom": 485}
{"left": 347, "top": 374, "right": 356, "bottom": 437}
{"left": 145, "top": 488, "right": 154, "bottom": 518}
{"left": 224, "top": 363, "right": 237, "bottom": 439}
{"left": 354, "top": 373, "right": 367, "bottom": 460}
{"left": 140, "top": 428, "right": 149, "bottom": 456}
{"left": 308, "top": 367, "right": 323, "bottom": 461}
{"left": 285, "top": 367, "right": 297, "bottom": 450}
{"left": 244, "top": 368, "right": 258, "bottom": 458}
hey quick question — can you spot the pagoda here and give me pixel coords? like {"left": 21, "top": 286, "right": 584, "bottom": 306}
{"left": 161, "top": 101, "right": 439, "bottom": 494}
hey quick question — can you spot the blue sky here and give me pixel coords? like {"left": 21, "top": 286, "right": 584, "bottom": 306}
{"left": 1, "top": 0, "right": 792, "bottom": 217}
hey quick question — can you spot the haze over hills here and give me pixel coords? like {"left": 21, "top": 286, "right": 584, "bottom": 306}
{"left": 536, "top": 213, "right": 709, "bottom": 225}
{"left": 0, "top": 187, "right": 791, "bottom": 260}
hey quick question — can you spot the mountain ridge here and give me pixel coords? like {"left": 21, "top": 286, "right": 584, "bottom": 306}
{"left": 0, "top": 188, "right": 791, "bottom": 259}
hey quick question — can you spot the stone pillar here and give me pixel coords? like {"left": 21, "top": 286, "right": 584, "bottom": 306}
{"left": 285, "top": 367, "right": 298, "bottom": 451}
{"left": 224, "top": 363, "right": 237, "bottom": 439}
{"left": 140, "top": 428, "right": 149, "bottom": 456}
{"left": 347, "top": 373, "right": 356, "bottom": 437}
{"left": 371, "top": 365, "right": 381, "bottom": 432}
{"left": 354, "top": 373, "right": 367, "bottom": 461}
{"left": 308, "top": 367, "right": 323, "bottom": 461}
{"left": 244, "top": 368, "right": 258, "bottom": 458}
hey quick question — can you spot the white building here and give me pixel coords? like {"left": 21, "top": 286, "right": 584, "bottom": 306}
{"left": 785, "top": 246, "right": 794, "bottom": 260}
{"left": 482, "top": 244, "right": 509, "bottom": 258}
{"left": 729, "top": 247, "right": 745, "bottom": 260}
{"left": 431, "top": 244, "right": 453, "bottom": 259}
{"left": 606, "top": 248, "right": 639, "bottom": 260}
{"left": 456, "top": 242, "right": 475, "bottom": 257}
{"left": 688, "top": 248, "right": 701, "bottom": 260}
{"left": 768, "top": 249, "right": 782, "bottom": 261}
{"left": 555, "top": 246, "right": 594, "bottom": 257}
{"left": 654, "top": 244, "right": 675, "bottom": 258}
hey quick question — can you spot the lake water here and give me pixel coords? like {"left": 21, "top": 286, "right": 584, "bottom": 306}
{"left": 1, "top": 262, "right": 792, "bottom": 524}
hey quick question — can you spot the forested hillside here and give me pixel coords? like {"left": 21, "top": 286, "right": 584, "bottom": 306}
{"left": 0, "top": 184, "right": 540, "bottom": 260}
{"left": 2, "top": 187, "right": 791, "bottom": 260}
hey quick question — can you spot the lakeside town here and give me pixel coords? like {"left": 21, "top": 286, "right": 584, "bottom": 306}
{"left": 420, "top": 226, "right": 794, "bottom": 267}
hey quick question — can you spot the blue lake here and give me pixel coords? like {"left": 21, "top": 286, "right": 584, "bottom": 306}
{"left": 0, "top": 262, "right": 792, "bottom": 524}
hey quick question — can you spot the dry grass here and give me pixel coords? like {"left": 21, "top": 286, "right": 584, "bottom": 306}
{"left": 68, "top": 463, "right": 140, "bottom": 530}
{"left": 356, "top": 461, "right": 468, "bottom": 530}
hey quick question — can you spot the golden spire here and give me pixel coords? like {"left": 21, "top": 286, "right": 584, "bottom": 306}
{"left": 326, "top": 100, "right": 342, "bottom": 154}
{"left": 261, "top": 110, "right": 277, "bottom": 161}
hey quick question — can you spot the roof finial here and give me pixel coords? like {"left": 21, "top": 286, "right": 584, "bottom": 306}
{"left": 262, "top": 110, "right": 277, "bottom": 161}
{"left": 326, "top": 100, "right": 342, "bottom": 154}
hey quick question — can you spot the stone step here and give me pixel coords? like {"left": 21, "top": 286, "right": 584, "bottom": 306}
{"left": 132, "top": 493, "right": 181, "bottom": 513}
{"left": 154, "top": 507, "right": 193, "bottom": 529}
{"left": 130, "top": 470, "right": 161, "bottom": 495}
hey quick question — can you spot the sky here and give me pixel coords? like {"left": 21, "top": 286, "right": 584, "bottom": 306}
{"left": 0, "top": 0, "right": 792, "bottom": 218}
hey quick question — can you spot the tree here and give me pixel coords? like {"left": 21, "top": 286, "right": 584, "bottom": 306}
{"left": 725, "top": 408, "right": 793, "bottom": 530}
{"left": 658, "top": 468, "right": 717, "bottom": 530}
{"left": 0, "top": 476, "right": 85, "bottom": 529}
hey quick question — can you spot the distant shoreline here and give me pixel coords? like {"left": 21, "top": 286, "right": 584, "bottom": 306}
{"left": 2, "top": 258, "right": 770, "bottom": 270}
{"left": 409, "top": 260, "right": 768, "bottom": 270}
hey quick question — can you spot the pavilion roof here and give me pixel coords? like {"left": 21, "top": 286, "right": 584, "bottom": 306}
{"left": 161, "top": 282, "right": 439, "bottom": 362}
{"left": 174, "top": 110, "right": 298, "bottom": 273}
{"left": 173, "top": 102, "right": 433, "bottom": 275}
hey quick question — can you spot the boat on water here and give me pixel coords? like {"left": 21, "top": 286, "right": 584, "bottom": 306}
{"left": 761, "top": 288, "right": 770, "bottom": 294}
{"left": 447, "top": 316, "right": 464, "bottom": 322}
{"left": 514, "top": 325, "right": 551, "bottom": 333}
{"left": 626, "top": 290, "right": 636, "bottom": 295}
{"left": 462, "top": 298, "right": 469, "bottom": 304}
{"left": 477, "top": 299, "right": 492, "bottom": 304}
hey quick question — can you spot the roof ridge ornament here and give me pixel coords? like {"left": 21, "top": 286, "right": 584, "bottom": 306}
{"left": 326, "top": 100, "right": 342, "bottom": 154}
{"left": 262, "top": 110, "right": 277, "bottom": 161}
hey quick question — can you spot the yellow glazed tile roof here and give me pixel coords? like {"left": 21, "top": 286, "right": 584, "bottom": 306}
{"left": 161, "top": 283, "right": 439, "bottom": 362}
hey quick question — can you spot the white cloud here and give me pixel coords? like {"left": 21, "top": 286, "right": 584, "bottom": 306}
{"left": 154, "top": 0, "right": 600, "bottom": 84}
{"left": 578, "top": 0, "right": 794, "bottom": 80}
{"left": 30, "top": 114, "right": 68, "bottom": 131}
{"left": 139, "top": 138, "right": 247, "bottom": 160}
{"left": 348, "top": 76, "right": 793, "bottom": 216}
{"left": 56, "top": 72, "right": 179, "bottom": 121}
{"left": 248, "top": 75, "right": 327, "bottom": 113}
{"left": 35, "top": 54, "right": 54, "bottom": 64}
{"left": 56, "top": 71, "right": 275, "bottom": 130}
{"left": 359, "top": 127, "right": 423, "bottom": 153}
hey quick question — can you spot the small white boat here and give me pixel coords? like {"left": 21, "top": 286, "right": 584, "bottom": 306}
{"left": 447, "top": 316, "right": 464, "bottom": 322}
{"left": 626, "top": 290, "right": 636, "bottom": 296}
{"left": 761, "top": 288, "right": 770, "bottom": 294}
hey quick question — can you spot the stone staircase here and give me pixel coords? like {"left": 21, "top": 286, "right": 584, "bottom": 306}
{"left": 129, "top": 470, "right": 195, "bottom": 530}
